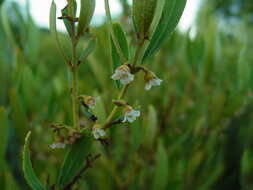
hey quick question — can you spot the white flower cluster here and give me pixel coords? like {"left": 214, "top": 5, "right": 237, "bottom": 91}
{"left": 112, "top": 65, "right": 162, "bottom": 90}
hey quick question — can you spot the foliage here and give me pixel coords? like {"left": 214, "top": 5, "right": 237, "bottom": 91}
{"left": 0, "top": 0, "right": 253, "bottom": 190}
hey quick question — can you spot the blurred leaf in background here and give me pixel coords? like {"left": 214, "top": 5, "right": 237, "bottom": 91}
{"left": 0, "top": 0, "right": 253, "bottom": 189}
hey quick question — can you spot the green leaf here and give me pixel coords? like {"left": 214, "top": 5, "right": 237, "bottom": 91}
{"left": 22, "top": 132, "right": 45, "bottom": 190}
{"left": 143, "top": 0, "right": 187, "bottom": 61}
{"left": 112, "top": 23, "right": 129, "bottom": 61}
{"left": 49, "top": 0, "right": 68, "bottom": 62}
{"left": 1, "top": 4, "right": 16, "bottom": 47}
{"left": 132, "top": 0, "right": 157, "bottom": 39}
{"left": 61, "top": 1, "right": 77, "bottom": 37}
{"left": 0, "top": 107, "right": 8, "bottom": 172}
{"left": 4, "top": 171, "right": 21, "bottom": 190}
{"left": 67, "top": 0, "right": 77, "bottom": 18}
{"left": 152, "top": 140, "right": 168, "bottom": 190}
{"left": 143, "top": 105, "right": 157, "bottom": 146}
{"left": 77, "top": 0, "right": 96, "bottom": 36}
{"left": 110, "top": 23, "right": 129, "bottom": 88}
{"left": 79, "top": 36, "right": 96, "bottom": 61}
{"left": 57, "top": 131, "right": 93, "bottom": 189}
{"left": 238, "top": 46, "right": 251, "bottom": 91}
{"left": 9, "top": 89, "right": 28, "bottom": 141}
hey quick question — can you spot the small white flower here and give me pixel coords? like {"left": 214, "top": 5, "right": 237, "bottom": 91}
{"left": 50, "top": 142, "right": 66, "bottom": 149}
{"left": 122, "top": 106, "right": 140, "bottom": 123}
{"left": 111, "top": 65, "right": 134, "bottom": 85}
{"left": 144, "top": 72, "right": 163, "bottom": 91}
{"left": 92, "top": 124, "right": 106, "bottom": 139}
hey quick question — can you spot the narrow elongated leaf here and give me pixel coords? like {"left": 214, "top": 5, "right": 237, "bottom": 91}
{"left": 111, "top": 39, "right": 121, "bottom": 89}
{"left": 0, "top": 107, "right": 8, "bottom": 172}
{"left": 152, "top": 140, "right": 168, "bottom": 190}
{"left": 10, "top": 89, "right": 28, "bottom": 141}
{"left": 112, "top": 23, "right": 129, "bottom": 60}
{"left": 57, "top": 131, "right": 93, "bottom": 188}
{"left": 49, "top": 1, "right": 68, "bottom": 62}
{"left": 61, "top": 1, "right": 77, "bottom": 37}
{"left": 110, "top": 23, "right": 129, "bottom": 88}
{"left": 79, "top": 37, "right": 96, "bottom": 61}
{"left": 143, "top": 105, "right": 157, "bottom": 146}
{"left": 143, "top": 0, "right": 187, "bottom": 61}
{"left": 1, "top": 4, "right": 16, "bottom": 46}
{"left": 78, "top": 0, "right": 96, "bottom": 36}
{"left": 132, "top": 0, "right": 157, "bottom": 39}
{"left": 23, "top": 132, "right": 44, "bottom": 190}
{"left": 67, "top": 0, "right": 77, "bottom": 18}
{"left": 238, "top": 46, "right": 251, "bottom": 91}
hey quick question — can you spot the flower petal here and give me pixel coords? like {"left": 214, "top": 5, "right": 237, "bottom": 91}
{"left": 145, "top": 83, "right": 152, "bottom": 90}
{"left": 98, "top": 129, "right": 106, "bottom": 137}
{"left": 111, "top": 72, "right": 120, "bottom": 80}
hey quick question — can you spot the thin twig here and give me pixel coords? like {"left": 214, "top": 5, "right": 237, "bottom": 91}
{"left": 98, "top": 138, "right": 110, "bottom": 146}
{"left": 104, "top": 118, "right": 123, "bottom": 130}
{"left": 63, "top": 154, "right": 101, "bottom": 190}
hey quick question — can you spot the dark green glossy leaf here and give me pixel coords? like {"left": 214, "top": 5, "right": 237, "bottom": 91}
{"left": 143, "top": 0, "right": 187, "bottom": 61}
{"left": 132, "top": 0, "right": 157, "bottom": 39}
{"left": 57, "top": 131, "right": 93, "bottom": 189}
{"left": 23, "top": 132, "right": 45, "bottom": 190}
{"left": 112, "top": 23, "right": 129, "bottom": 60}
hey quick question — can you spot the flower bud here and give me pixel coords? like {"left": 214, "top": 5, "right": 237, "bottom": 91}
{"left": 78, "top": 95, "right": 99, "bottom": 109}
{"left": 132, "top": 0, "right": 157, "bottom": 40}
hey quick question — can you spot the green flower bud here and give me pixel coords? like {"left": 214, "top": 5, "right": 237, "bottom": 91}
{"left": 77, "top": 0, "right": 96, "bottom": 36}
{"left": 132, "top": 0, "right": 157, "bottom": 40}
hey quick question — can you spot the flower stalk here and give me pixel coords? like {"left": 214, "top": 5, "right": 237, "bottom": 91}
{"left": 71, "top": 37, "right": 80, "bottom": 131}
{"left": 103, "top": 42, "right": 144, "bottom": 129}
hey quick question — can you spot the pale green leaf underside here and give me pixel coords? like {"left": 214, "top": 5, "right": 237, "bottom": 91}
{"left": 49, "top": 1, "right": 68, "bottom": 62}
{"left": 23, "top": 132, "right": 45, "bottom": 190}
{"left": 78, "top": 0, "right": 96, "bottom": 36}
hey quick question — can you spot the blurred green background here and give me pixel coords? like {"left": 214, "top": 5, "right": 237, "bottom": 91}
{"left": 0, "top": 0, "right": 253, "bottom": 189}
